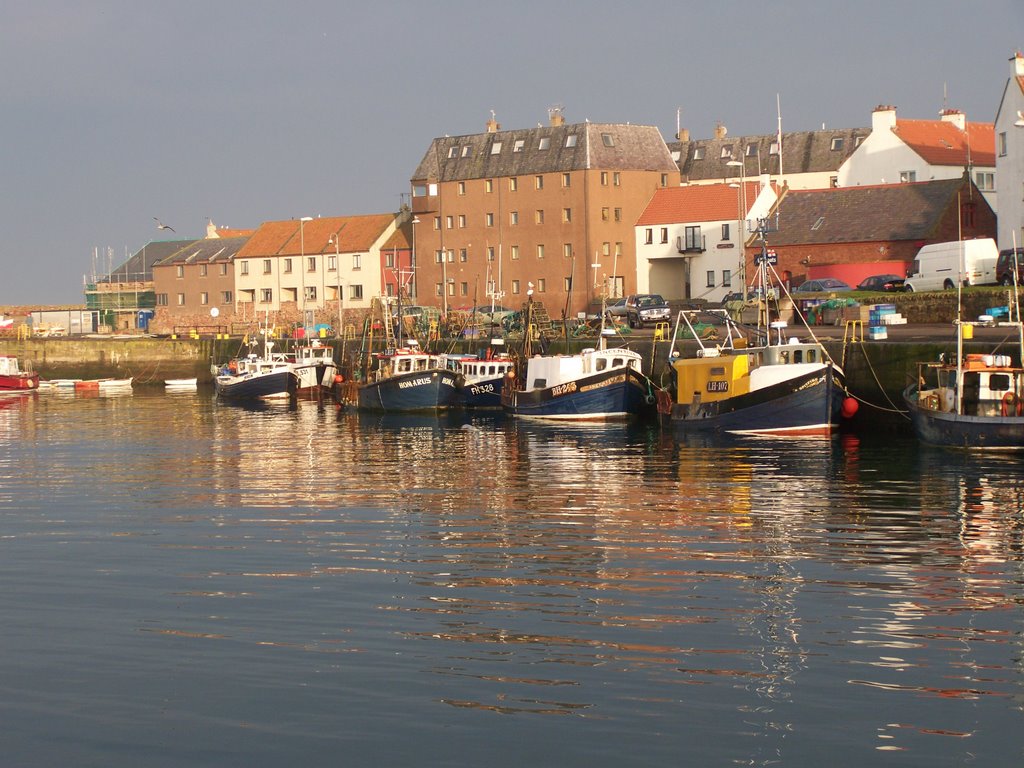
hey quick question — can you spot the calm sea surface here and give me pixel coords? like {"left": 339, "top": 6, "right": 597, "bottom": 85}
{"left": 1, "top": 388, "right": 1022, "bottom": 767}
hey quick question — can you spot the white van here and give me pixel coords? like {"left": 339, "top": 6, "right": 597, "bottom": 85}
{"left": 904, "top": 238, "right": 998, "bottom": 292}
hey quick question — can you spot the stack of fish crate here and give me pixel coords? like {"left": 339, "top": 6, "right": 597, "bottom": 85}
{"left": 867, "top": 303, "right": 906, "bottom": 339}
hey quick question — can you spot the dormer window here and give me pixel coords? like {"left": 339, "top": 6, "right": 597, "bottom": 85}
{"left": 461, "top": 145, "right": 471, "bottom": 157}
{"left": 513, "top": 139, "right": 525, "bottom": 153}
{"left": 745, "top": 142, "right": 758, "bottom": 156}
{"left": 601, "top": 132, "right": 615, "bottom": 147}
{"left": 720, "top": 145, "right": 733, "bottom": 159}
{"left": 565, "top": 135, "right": 578, "bottom": 148}
{"left": 538, "top": 137, "right": 550, "bottom": 150}
{"left": 830, "top": 137, "right": 844, "bottom": 151}
{"left": 448, "top": 146, "right": 459, "bottom": 158}
{"left": 769, "top": 142, "right": 780, "bottom": 155}
{"left": 693, "top": 147, "right": 705, "bottom": 160}
{"left": 490, "top": 142, "right": 502, "bottom": 155}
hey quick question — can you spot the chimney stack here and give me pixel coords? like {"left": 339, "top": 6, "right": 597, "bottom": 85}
{"left": 676, "top": 128, "right": 690, "bottom": 142}
{"left": 714, "top": 123, "right": 727, "bottom": 140}
{"left": 548, "top": 105, "right": 565, "bottom": 127}
{"left": 486, "top": 111, "right": 501, "bottom": 133}
{"left": 939, "top": 108, "right": 966, "bottom": 131}
{"left": 1013, "top": 51, "right": 1024, "bottom": 77}
{"left": 871, "top": 104, "right": 897, "bottom": 132}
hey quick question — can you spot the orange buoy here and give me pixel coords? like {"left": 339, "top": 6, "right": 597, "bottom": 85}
{"left": 841, "top": 397, "right": 859, "bottom": 419}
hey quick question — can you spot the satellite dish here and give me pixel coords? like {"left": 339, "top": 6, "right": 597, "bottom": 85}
{"left": 210, "top": 307, "right": 220, "bottom": 318}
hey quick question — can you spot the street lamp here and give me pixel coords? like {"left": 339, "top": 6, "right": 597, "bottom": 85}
{"left": 328, "top": 233, "right": 342, "bottom": 338}
{"left": 726, "top": 159, "right": 747, "bottom": 301}
{"left": 410, "top": 216, "right": 420, "bottom": 301}
{"left": 299, "top": 216, "right": 313, "bottom": 331}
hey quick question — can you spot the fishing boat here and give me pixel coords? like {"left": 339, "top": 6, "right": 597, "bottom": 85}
{"left": 501, "top": 296, "right": 658, "bottom": 421}
{"left": 658, "top": 220, "right": 850, "bottom": 437}
{"left": 444, "top": 339, "right": 514, "bottom": 409}
{"left": 164, "top": 378, "right": 198, "bottom": 390}
{"left": 0, "top": 356, "right": 39, "bottom": 392}
{"left": 336, "top": 297, "right": 460, "bottom": 412}
{"left": 214, "top": 333, "right": 297, "bottom": 401}
{"left": 74, "top": 377, "right": 134, "bottom": 392}
{"left": 903, "top": 238, "right": 1024, "bottom": 449}
{"left": 290, "top": 339, "right": 338, "bottom": 398}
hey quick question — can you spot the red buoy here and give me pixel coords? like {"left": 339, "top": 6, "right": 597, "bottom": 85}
{"left": 841, "top": 397, "right": 859, "bottom": 419}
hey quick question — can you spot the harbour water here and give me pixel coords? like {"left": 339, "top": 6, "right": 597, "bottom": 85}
{"left": 1, "top": 389, "right": 1023, "bottom": 766}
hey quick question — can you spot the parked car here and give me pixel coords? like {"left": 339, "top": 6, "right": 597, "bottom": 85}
{"left": 624, "top": 294, "right": 671, "bottom": 328}
{"left": 793, "top": 278, "right": 852, "bottom": 294}
{"left": 455, "top": 304, "right": 516, "bottom": 325}
{"left": 605, "top": 297, "right": 629, "bottom": 320}
{"left": 856, "top": 274, "right": 905, "bottom": 292}
{"left": 996, "top": 247, "right": 1024, "bottom": 287}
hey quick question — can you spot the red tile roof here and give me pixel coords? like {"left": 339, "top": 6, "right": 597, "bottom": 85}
{"left": 893, "top": 119, "right": 995, "bottom": 167}
{"left": 636, "top": 182, "right": 766, "bottom": 226}
{"left": 237, "top": 214, "right": 397, "bottom": 258}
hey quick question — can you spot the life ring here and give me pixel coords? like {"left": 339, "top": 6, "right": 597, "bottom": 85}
{"left": 1001, "top": 391, "right": 1023, "bottom": 417}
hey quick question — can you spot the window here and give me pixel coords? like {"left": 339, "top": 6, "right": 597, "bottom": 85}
{"left": 460, "top": 281, "right": 468, "bottom": 296}
{"left": 176, "top": 265, "right": 184, "bottom": 278}
{"left": 535, "top": 175, "right": 544, "bottom": 189}
{"left": 613, "top": 172, "right": 620, "bottom": 186}
{"left": 487, "top": 246, "right": 495, "bottom": 262}
{"left": 645, "top": 228, "right": 653, "bottom": 245}
{"left": 602, "top": 242, "right": 610, "bottom": 257}
{"left": 601, "top": 171, "right": 609, "bottom": 186}
{"left": 304, "top": 286, "right": 316, "bottom": 302}
{"left": 413, "top": 184, "right": 428, "bottom": 197}
{"left": 721, "top": 145, "right": 733, "bottom": 159}
{"left": 307, "top": 256, "right": 316, "bottom": 272}
{"left": 684, "top": 226, "right": 702, "bottom": 251}
{"left": 566, "top": 135, "right": 577, "bottom": 148}
{"left": 328, "top": 255, "right": 337, "bottom": 271}
{"left": 614, "top": 208, "right": 622, "bottom": 222}
{"left": 283, "top": 258, "right": 292, "bottom": 273}
{"left": 722, "top": 270, "right": 732, "bottom": 287}
{"left": 693, "top": 147, "right": 705, "bottom": 160}
{"left": 511, "top": 245, "right": 520, "bottom": 260}
{"left": 538, "top": 137, "right": 550, "bottom": 150}
{"left": 485, "top": 179, "right": 493, "bottom": 193}
{"left": 661, "top": 173, "right": 669, "bottom": 187}
{"left": 446, "top": 250, "right": 454, "bottom": 263}
{"left": 435, "top": 250, "right": 443, "bottom": 264}
{"left": 350, "top": 284, "right": 363, "bottom": 300}
{"left": 512, "top": 280, "right": 520, "bottom": 294}
{"left": 177, "top": 293, "right": 185, "bottom": 306}
{"left": 660, "top": 227, "right": 669, "bottom": 244}
{"left": 384, "top": 252, "right": 394, "bottom": 268}
{"left": 615, "top": 242, "right": 622, "bottom": 257}
{"left": 506, "top": 177, "right": 518, "bottom": 192}
{"left": 263, "top": 259, "right": 272, "bottom": 274}
{"left": 811, "top": 216, "right": 825, "bottom": 231}
{"left": 435, "top": 282, "right": 445, "bottom": 297}
{"left": 260, "top": 288, "right": 272, "bottom": 303}
{"left": 219, "top": 264, "right": 228, "bottom": 276}
{"left": 535, "top": 209, "right": 544, "bottom": 224}
{"left": 462, "top": 146, "right": 471, "bottom": 158}
{"left": 510, "top": 211, "right": 519, "bottom": 225}
{"left": 537, "top": 243, "right": 545, "bottom": 259}
{"left": 537, "top": 278, "right": 546, "bottom": 292}
{"left": 221, "top": 291, "right": 232, "bottom": 303}
{"left": 830, "top": 136, "right": 844, "bottom": 151}
{"left": 240, "top": 261, "right": 249, "bottom": 276}
{"left": 459, "top": 248, "right": 467, "bottom": 262}
{"left": 706, "top": 271, "right": 715, "bottom": 288}
{"left": 722, "top": 223, "right": 731, "bottom": 240}
{"left": 385, "top": 283, "right": 395, "bottom": 297}
{"left": 830, "top": 176, "right": 839, "bottom": 188}
{"left": 562, "top": 172, "right": 571, "bottom": 187}
{"left": 458, "top": 181, "right": 465, "bottom": 195}
{"left": 562, "top": 207, "right": 572, "bottom": 223}
{"left": 769, "top": 141, "right": 780, "bottom": 155}
{"left": 601, "top": 132, "right": 614, "bottom": 147}
{"left": 433, "top": 216, "right": 441, "bottom": 230}
{"left": 199, "top": 264, "right": 207, "bottom": 277}
{"left": 200, "top": 292, "right": 209, "bottom": 305}
{"left": 513, "top": 139, "right": 525, "bottom": 153}
{"left": 486, "top": 212, "right": 495, "bottom": 227}
{"left": 899, "top": 170, "right": 916, "bottom": 183}
{"left": 975, "top": 171, "right": 995, "bottom": 191}
{"left": 156, "top": 293, "right": 168, "bottom": 306}
{"left": 458, "top": 214, "right": 466, "bottom": 228}
{"left": 446, "top": 215, "right": 453, "bottom": 229}
{"left": 998, "top": 132, "right": 1007, "bottom": 157}
{"left": 352, "top": 254, "right": 361, "bottom": 270}
{"left": 602, "top": 207, "right": 609, "bottom": 221}
{"left": 746, "top": 142, "right": 758, "bottom": 157}
{"left": 564, "top": 276, "right": 572, "bottom": 291}
{"left": 448, "top": 146, "right": 459, "bottom": 158}
{"left": 490, "top": 141, "right": 502, "bottom": 155}
{"left": 563, "top": 243, "right": 572, "bottom": 258}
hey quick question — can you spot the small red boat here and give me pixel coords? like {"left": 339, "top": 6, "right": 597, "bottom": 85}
{"left": 0, "top": 356, "right": 39, "bottom": 391}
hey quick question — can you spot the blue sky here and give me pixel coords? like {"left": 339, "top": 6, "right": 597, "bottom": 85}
{"left": 2, "top": 0, "right": 1022, "bottom": 304}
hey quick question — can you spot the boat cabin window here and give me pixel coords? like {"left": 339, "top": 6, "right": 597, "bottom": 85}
{"left": 793, "top": 350, "right": 802, "bottom": 364}
{"left": 988, "top": 373, "right": 1011, "bottom": 392}
{"left": 614, "top": 357, "right": 625, "bottom": 368}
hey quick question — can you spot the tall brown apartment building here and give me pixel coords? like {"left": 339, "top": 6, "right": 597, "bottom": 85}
{"left": 409, "top": 112, "right": 678, "bottom": 319}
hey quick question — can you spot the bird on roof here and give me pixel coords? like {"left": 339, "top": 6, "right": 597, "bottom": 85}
{"left": 154, "top": 218, "right": 175, "bottom": 233}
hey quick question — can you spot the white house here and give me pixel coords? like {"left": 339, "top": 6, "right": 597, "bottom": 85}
{"left": 995, "top": 51, "right": 1024, "bottom": 252}
{"left": 839, "top": 105, "right": 996, "bottom": 211}
{"left": 635, "top": 178, "right": 778, "bottom": 303}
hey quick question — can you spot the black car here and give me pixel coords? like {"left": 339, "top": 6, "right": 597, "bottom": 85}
{"left": 624, "top": 294, "right": 671, "bottom": 328}
{"left": 996, "top": 248, "right": 1024, "bottom": 286}
{"left": 856, "top": 274, "right": 906, "bottom": 292}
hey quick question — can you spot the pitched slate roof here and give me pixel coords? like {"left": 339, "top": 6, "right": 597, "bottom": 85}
{"left": 770, "top": 177, "right": 969, "bottom": 245}
{"left": 669, "top": 128, "right": 868, "bottom": 181}
{"left": 154, "top": 236, "right": 250, "bottom": 266}
{"left": 893, "top": 119, "right": 995, "bottom": 167}
{"left": 103, "top": 239, "right": 199, "bottom": 282}
{"left": 412, "top": 122, "right": 677, "bottom": 182}
{"left": 636, "top": 182, "right": 766, "bottom": 226}
{"left": 237, "top": 214, "right": 397, "bottom": 258}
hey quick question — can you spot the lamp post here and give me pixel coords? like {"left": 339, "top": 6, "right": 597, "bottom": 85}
{"left": 410, "top": 216, "right": 420, "bottom": 301}
{"left": 329, "top": 233, "right": 342, "bottom": 338}
{"left": 299, "top": 216, "right": 313, "bottom": 331}
{"left": 726, "top": 160, "right": 747, "bottom": 301}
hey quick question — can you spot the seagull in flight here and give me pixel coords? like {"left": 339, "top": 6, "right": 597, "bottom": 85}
{"left": 154, "top": 217, "right": 175, "bottom": 233}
